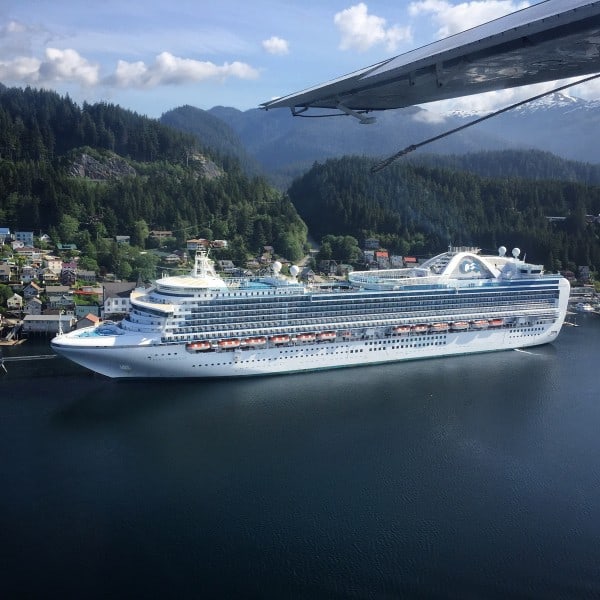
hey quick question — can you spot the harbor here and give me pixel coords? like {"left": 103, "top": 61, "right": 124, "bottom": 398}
{"left": 1, "top": 313, "right": 600, "bottom": 598}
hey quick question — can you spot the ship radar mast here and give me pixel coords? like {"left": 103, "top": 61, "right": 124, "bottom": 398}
{"left": 192, "top": 247, "right": 217, "bottom": 279}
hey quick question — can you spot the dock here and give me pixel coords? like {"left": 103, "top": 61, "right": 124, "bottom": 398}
{"left": 0, "top": 352, "right": 56, "bottom": 374}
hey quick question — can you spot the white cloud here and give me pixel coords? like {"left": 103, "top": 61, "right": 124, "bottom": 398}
{"left": 0, "top": 47, "right": 99, "bottom": 86}
{"left": 408, "top": 0, "right": 530, "bottom": 38}
{"left": 262, "top": 36, "right": 289, "bottom": 56}
{"left": 0, "top": 55, "right": 41, "bottom": 81}
{"left": 108, "top": 51, "right": 259, "bottom": 88}
{"left": 39, "top": 48, "right": 100, "bottom": 85}
{"left": 334, "top": 3, "right": 412, "bottom": 52}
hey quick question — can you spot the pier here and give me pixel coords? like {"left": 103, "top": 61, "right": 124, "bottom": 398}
{"left": 0, "top": 351, "right": 56, "bottom": 374}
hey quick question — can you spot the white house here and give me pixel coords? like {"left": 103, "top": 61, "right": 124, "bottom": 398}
{"left": 103, "top": 282, "right": 136, "bottom": 317}
{"left": 7, "top": 293, "right": 23, "bottom": 311}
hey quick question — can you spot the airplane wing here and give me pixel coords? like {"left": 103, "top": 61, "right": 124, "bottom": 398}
{"left": 260, "top": 0, "right": 600, "bottom": 120}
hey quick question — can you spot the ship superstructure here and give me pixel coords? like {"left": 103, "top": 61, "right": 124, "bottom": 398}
{"left": 51, "top": 246, "right": 569, "bottom": 379}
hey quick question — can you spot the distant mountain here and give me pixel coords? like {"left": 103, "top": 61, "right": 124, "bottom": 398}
{"left": 449, "top": 93, "right": 600, "bottom": 163}
{"left": 157, "top": 92, "right": 590, "bottom": 187}
{"left": 206, "top": 105, "right": 509, "bottom": 187}
{"left": 158, "top": 93, "right": 600, "bottom": 192}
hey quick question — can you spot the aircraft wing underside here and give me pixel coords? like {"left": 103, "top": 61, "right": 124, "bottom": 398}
{"left": 260, "top": 0, "right": 600, "bottom": 114}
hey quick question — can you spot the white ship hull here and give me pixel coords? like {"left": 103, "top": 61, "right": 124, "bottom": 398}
{"left": 53, "top": 319, "right": 563, "bottom": 379}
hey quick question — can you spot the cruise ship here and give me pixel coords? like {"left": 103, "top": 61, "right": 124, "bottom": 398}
{"left": 51, "top": 246, "right": 570, "bottom": 379}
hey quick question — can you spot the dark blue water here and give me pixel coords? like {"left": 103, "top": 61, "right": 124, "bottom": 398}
{"left": 2, "top": 315, "right": 600, "bottom": 599}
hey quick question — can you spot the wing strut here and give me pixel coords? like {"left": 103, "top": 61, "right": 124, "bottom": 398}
{"left": 371, "top": 72, "right": 600, "bottom": 173}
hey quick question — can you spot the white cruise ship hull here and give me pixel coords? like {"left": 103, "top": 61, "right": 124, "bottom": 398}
{"left": 52, "top": 320, "right": 563, "bottom": 379}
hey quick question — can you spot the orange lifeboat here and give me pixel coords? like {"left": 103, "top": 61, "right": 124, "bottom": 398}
{"left": 451, "top": 321, "right": 469, "bottom": 331}
{"left": 244, "top": 336, "right": 267, "bottom": 347}
{"left": 270, "top": 334, "right": 290, "bottom": 344}
{"left": 489, "top": 318, "right": 504, "bottom": 327}
{"left": 186, "top": 340, "right": 212, "bottom": 351}
{"left": 218, "top": 338, "right": 241, "bottom": 349}
{"left": 430, "top": 322, "right": 449, "bottom": 332}
{"left": 392, "top": 325, "right": 411, "bottom": 334}
{"left": 471, "top": 320, "right": 489, "bottom": 329}
{"left": 411, "top": 324, "right": 429, "bottom": 333}
{"left": 296, "top": 332, "right": 316, "bottom": 342}
{"left": 317, "top": 331, "right": 336, "bottom": 341}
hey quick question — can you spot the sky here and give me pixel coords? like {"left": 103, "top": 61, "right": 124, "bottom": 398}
{"left": 1, "top": 0, "right": 599, "bottom": 118}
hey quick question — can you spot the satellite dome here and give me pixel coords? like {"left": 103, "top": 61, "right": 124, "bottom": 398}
{"left": 272, "top": 261, "right": 282, "bottom": 273}
{"left": 512, "top": 248, "right": 520, "bottom": 258}
{"left": 290, "top": 265, "right": 300, "bottom": 277}
{"left": 498, "top": 246, "right": 507, "bottom": 257}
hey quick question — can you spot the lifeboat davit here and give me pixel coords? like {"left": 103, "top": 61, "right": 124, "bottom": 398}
{"left": 270, "top": 334, "right": 290, "bottom": 344}
{"left": 186, "top": 340, "right": 212, "bottom": 351}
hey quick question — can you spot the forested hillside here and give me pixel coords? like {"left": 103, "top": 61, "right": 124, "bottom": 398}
{"left": 410, "top": 150, "right": 600, "bottom": 185}
{"left": 160, "top": 105, "right": 262, "bottom": 177}
{"left": 0, "top": 86, "right": 308, "bottom": 276}
{"left": 1, "top": 84, "right": 599, "bottom": 279}
{"left": 288, "top": 156, "right": 600, "bottom": 272}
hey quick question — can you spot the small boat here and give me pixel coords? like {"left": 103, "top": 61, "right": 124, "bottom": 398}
{"left": 450, "top": 321, "right": 469, "bottom": 331}
{"left": 430, "top": 322, "right": 449, "bottom": 331}
{"left": 296, "top": 332, "right": 316, "bottom": 342}
{"left": 471, "top": 320, "right": 489, "bottom": 329}
{"left": 575, "top": 302, "right": 594, "bottom": 313}
{"left": 411, "top": 324, "right": 429, "bottom": 333}
{"left": 392, "top": 325, "right": 411, "bottom": 334}
{"left": 270, "top": 334, "right": 290, "bottom": 344}
{"left": 317, "top": 331, "right": 336, "bottom": 341}
{"left": 186, "top": 340, "right": 212, "bottom": 351}
{"left": 218, "top": 338, "right": 241, "bottom": 349}
{"left": 244, "top": 336, "right": 267, "bottom": 347}
{"left": 489, "top": 318, "right": 504, "bottom": 327}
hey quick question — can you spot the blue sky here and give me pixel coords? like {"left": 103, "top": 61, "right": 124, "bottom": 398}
{"left": 1, "top": 1, "right": 598, "bottom": 118}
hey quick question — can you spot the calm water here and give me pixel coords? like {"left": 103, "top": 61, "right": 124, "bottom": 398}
{"left": 1, "top": 315, "right": 599, "bottom": 599}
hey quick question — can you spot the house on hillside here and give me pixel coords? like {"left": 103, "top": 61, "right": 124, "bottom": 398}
{"left": 0, "top": 264, "right": 11, "bottom": 282}
{"left": 76, "top": 312, "right": 101, "bottom": 328}
{"left": 187, "top": 239, "right": 209, "bottom": 251}
{"left": 25, "top": 297, "right": 43, "bottom": 315}
{"left": 23, "top": 282, "right": 43, "bottom": 299}
{"left": 149, "top": 230, "right": 173, "bottom": 241}
{"left": 103, "top": 282, "right": 136, "bottom": 317}
{"left": 15, "top": 231, "right": 34, "bottom": 247}
{"left": 76, "top": 269, "right": 97, "bottom": 283}
{"left": 7, "top": 293, "right": 23, "bottom": 312}
{"left": 74, "top": 304, "right": 101, "bottom": 319}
